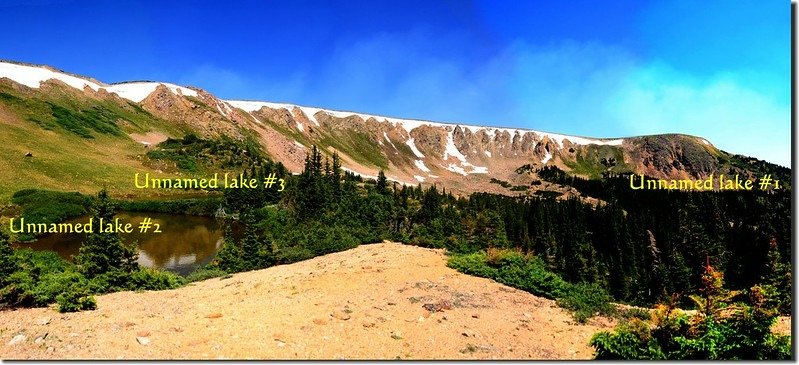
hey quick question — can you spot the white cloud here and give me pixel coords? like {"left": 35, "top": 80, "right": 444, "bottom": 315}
{"left": 606, "top": 63, "right": 789, "bottom": 166}
{"left": 179, "top": 32, "right": 789, "bottom": 166}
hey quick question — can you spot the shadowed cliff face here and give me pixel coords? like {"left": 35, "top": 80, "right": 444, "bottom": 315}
{"left": 0, "top": 60, "right": 786, "bottom": 197}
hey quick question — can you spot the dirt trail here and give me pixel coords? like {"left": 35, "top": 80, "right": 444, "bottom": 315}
{"left": 0, "top": 242, "right": 619, "bottom": 359}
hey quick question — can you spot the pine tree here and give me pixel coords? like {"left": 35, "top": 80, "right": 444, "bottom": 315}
{"left": 214, "top": 238, "right": 244, "bottom": 272}
{"left": 376, "top": 169, "right": 388, "bottom": 195}
{"left": 329, "top": 151, "right": 342, "bottom": 200}
{"left": 472, "top": 210, "right": 509, "bottom": 248}
{"left": 0, "top": 230, "right": 15, "bottom": 286}
{"left": 239, "top": 211, "right": 263, "bottom": 271}
{"left": 762, "top": 238, "right": 791, "bottom": 313}
{"left": 75, "top": 189, "right": 138, "bottom": 278}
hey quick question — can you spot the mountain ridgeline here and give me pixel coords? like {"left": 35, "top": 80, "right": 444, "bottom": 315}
{"left": 0, "top": 60, "right": 788, "bottom": 199}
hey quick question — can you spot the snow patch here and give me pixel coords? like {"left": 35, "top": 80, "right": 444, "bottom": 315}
{"left": 440, "top": 130, "right": 488, "bottom": 174}
{"left": 541, "top": 151, "right": 553, "bottom": 164}
{"left": 216, "top": 104, "right": 227, "bottom": 117}
{"left": 105, "top": 82, "right": 198, "bottom": 103}
{"left": 0, "top": 62, "right": 199, "bottom": 103}
{"left": 0, "top": 62, "right": 101, "bottom": 91}
{"left": 248, "top": 112, "right": 263, "bottom": 125}
{"left": 226, "top": 100, "right": 296, "bottom": 112}
{"left": 299, "top": 107, "right": 322, "bottom": 126}
{"left": 463, "top": 125, "right": 481, "bottom": 134}
{"left": 406, "top": 138, "right": 425, "bottom": 158}
{"left": 414, "top": 175, "right": 425, "bottom": 182}
{"left": 341, "top": 166, "right": 413, "bottom": 185}
{"left": 383, "top": 132, "right": 398, "bottom": 150}
{"left": 535, "top": 131, "right": 623, "bottom": 148}
{"left": 484, "top": 151, "right": 492, "bottom": 158}
{"left": 443, "top": 130, "right": 468, "bottom": 163}
{"left": 444, "top": 163, "right": 468, "bottom": 176}
{"left": 414, "top": 159, "right": 431, "bottom": 172}
{"left": 224, "top": 98, "right": 628, "bottom": 147}
{"left": 296, "top": 122, "right": 304, "bottom": 132}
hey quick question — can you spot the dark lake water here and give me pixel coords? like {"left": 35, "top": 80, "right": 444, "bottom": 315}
{"left": 13, "top": 212, "right": 226, "bottom": 275}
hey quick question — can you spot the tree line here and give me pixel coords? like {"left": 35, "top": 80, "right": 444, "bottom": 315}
{"left": 216, "top": 148, "right": 790, "bottom": 314}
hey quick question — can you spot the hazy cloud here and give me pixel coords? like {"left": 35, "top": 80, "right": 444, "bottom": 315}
{"left": 178, "top": 29, "right": 789, "bottom": 166}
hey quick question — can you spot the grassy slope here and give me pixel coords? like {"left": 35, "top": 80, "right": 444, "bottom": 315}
{"left": 0, "top": 81, "right": 207, "bottom": 201}
{"left": 562, "top": 145, "right": 631, "bottom": 179}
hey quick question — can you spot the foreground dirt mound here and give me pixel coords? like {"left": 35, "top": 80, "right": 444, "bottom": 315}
{"left": 0, "top": 242, "right": 615, "bottom": 359}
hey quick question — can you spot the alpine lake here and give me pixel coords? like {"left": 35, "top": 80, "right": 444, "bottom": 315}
{"left": 13, "top": 212, "right": 231, "bottom": 276}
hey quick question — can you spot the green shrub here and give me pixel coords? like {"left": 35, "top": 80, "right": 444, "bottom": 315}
{"left": 308, "top": 224, "right": 358, "bottom": 256}
{"left": 116, "top": 197, "right": 223, "bottom": 216}
{"left": 1, "top": 249, "right": 76, "bottom": 307}
{"left": 557, "top": 282, "right": 616, "bottom": 323}
{"left": 448, "top": 250, "right": 571, "bottom": 300}
{"left": 214, "top": 238, "right": 244, "bottom": 272}
{"left": 146, "top": 134, "right": 265, "bottom": 172}
{"left": 447, "top": 251, "right": 499, "bottom": 278}
{"left": 11, "top": 189, "right": 91, "bottom": 240}
{"left": 87, "top": 269, "right": 133, "bottom": 293}
{"left": 590, "top": 320, "right": 666, "bottom": 360}
{"left": 12, "top": 248, "right": 73, "bottom": 274}
{"left": 619, "top": 307, "right": 652, "bottom": 321}
{"left": 591, "top": 265, "right": 792, "bottom": 360}
{"left": 128, "top": 268, "right": 184, "bottom": 290}
{"left": 275, "top": 246, "right": 314, "bottom": 264}
{"left": 56, "top": 285, "right": 97, "bottom": 313}
{"left": 2, "top": 270, "right": 37, "bottom": 306}
{"left": 184, "top": 265, "right": 228, "bottom": 283}
{"left": 0, "top": 231, "right": 17, "bottom": 286}
{"left": 447, "top": 250, "right": 612, "bottom": 322}
{"left": 31, "top": 271, "right": 89, "bottom": 307}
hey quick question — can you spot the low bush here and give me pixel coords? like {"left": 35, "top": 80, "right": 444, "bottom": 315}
{"left": 32, "top": 271, "right": 89, "bottom": 307}
{"left": 87, "top": 269, "right": 133, "bottom": 293}
{"left": 10, "top": 189, "right": 92, "bottom": 240}
{"left": 56, "top": 285, "right": 97, "bottom": 313}
{"left": 116, "top": 197, "right": 223, "bottom": 216}
{"left": 557, "top": 282, "right": 616, "bottom": 322}
{"left": 275, "top": 246, "right": 314, "bottom": 265}
{"left": 590, "top": 265, "right": 792, "bottom": 360}
{"left": 1, "top": 247, "right": 184, "bottom": 312}
{"left": 448, "top": 250, "right": 571, "bottom": 300}
{"left": 184, "top": 265, "right": 228, "bottom": 283}
{"left": 448, "top": 249, "right": 611, "bottom": 323}
{"left": 128, "top": 268, "right": 185, "bottom": 291}
{"left": 618, "top": 307, "right": 652, "bottom": 321}
{"left": 1, "top": 249, "right": 76, "bottom": 307}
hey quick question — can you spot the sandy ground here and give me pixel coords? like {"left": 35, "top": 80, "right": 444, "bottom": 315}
{"left": 0, "top": 242, "right": 620, "bottom": 360}
{"left": 129, "top": 132, "right": 168, "bottom": 146}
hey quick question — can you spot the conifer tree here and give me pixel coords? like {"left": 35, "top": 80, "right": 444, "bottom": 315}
{"left": 376, "top": 169, "right": 388, "bottom": 195}
{"left": 239, "top": 211, "right": 263, "bottom": 270}
{"left": 75, "top": 189, "right": 138, "bottom": 278}
{"left": 0, "top": 230, "right": 15, "bottom": 286}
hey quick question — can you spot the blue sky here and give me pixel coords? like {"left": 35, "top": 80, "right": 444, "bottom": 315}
{"left": 0, "top": 0, "right": 790, "bottom": 166}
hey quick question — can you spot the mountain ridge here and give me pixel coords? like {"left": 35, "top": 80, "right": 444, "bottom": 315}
{"left": 0, "top": 59, "right": 682, "bottom": 144}
{"left": 0, "top": 59, "right": 786, "bottom": 198}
